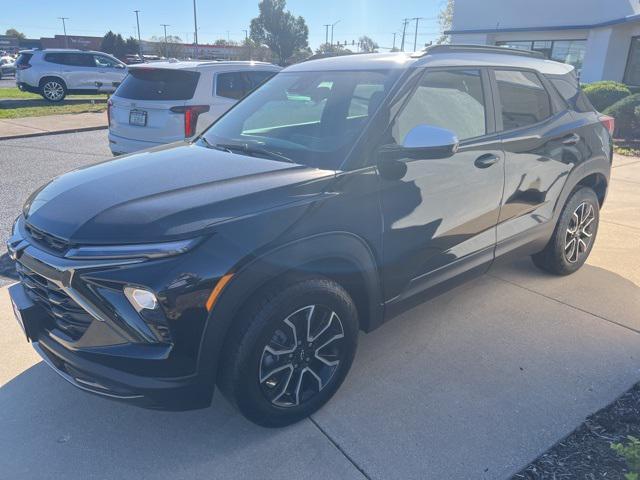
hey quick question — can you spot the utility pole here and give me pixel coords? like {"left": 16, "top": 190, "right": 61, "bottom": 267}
{"left": 412, "top": 17, "right": 424, "bottom": 52}
{"left": 392, "top": 32, "right": 397, "bottom": 50}
{"left": 58, "top": 17, "right": 69, "bottom": 48}
{"left": 242, "top": 29, "right": 248, "bottom": 41}
{"left": 323, "top": 24, "right": 331, "bottom": 45}
{"left": 330, "top": 20, "right": 340, "bottom": 46}
{"left": 134, "top": 10, "right": 142, "bottom": 59}
{"left": 161, "top": 24, "right": 170, "bottom": 57}
{"left": 192, "top": 0, "right": 199, "bottom": 58}
{"left": 400, "top": 18, "right": 410, "bottom": 52}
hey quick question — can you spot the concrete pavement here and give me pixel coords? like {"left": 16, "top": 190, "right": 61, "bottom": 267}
{"left": 0, "top": 132, "right": 638, "bottom": 479}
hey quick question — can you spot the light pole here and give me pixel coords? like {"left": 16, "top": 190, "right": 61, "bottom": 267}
{"left": 134, "top": 10, "right": 142, "bottom": 59}
{"left": 330, "top": 20, "right": 340, "bottom": 46}
{"left": 58, "top": 17, "right": 69, "bottom": 48}
{"left": 192, "top": 0, "right": 199, "bottom": 58}
{"left": 161, "top": 24, "right": 170, "bottom": 57}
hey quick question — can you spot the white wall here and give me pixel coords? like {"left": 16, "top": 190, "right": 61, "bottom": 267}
{"left": 451, "top": 0, "right": 638, "bottom": 32}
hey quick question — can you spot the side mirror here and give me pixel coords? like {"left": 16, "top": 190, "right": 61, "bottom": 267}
{"left": 401, "top": 125, "right": 459, "bottom": 159}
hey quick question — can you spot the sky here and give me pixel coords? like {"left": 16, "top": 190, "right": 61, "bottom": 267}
{"left": 0, "top": 0, "right": 446, "bottom": 51}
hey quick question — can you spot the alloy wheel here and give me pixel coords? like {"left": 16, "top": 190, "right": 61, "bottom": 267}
{"left": 259, "top": 305, "right": 345, "bottom": 407}
{"left": 43, "top": 81, "right": 64, "bottom": 101}
{"left": 564, "top": 201, "right": 596, "bottom": 263}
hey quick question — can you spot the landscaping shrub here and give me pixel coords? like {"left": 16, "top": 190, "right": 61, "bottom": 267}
{"left": 611, "top": 435, "right": 640, "bottom": 480}
{"left": 583, "top": 81, "right": 631, "bottom": 111}
{"left": 603, "top": 93, "right": 640, "bottom": 139}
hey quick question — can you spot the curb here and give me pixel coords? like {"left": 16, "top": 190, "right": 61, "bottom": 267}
{"left": 0, "top": 125, "right": 108, "bottom": 141}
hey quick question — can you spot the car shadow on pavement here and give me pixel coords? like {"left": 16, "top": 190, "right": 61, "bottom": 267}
{"left": 0, "top": 260, "right": 639, "bottom": 479}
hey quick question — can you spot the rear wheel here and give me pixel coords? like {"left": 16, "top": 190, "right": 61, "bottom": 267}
{"left": 532, "top": 187, "right": 600, "bottom": 275}
{"left": 40, "top": 78, "right": 67, "bottom": 102}
{"left": 218, "top": 276, "right": 359, "bottom": 427}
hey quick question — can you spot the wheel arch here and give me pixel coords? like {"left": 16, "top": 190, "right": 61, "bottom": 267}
{"left": 575, "top": 172, "right": 608, "bottom": 207}
{"left": 195, "top": 232, "right": 384, "bottom": 399}
{"left": 39, "top": 75, "right": 67, "bottom": 89}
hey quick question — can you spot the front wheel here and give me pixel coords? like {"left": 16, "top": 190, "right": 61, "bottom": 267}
{"left": 218, "top": 276, "right": 359, "bottom": 427}
{"left": 532, "top": 187, "right": 600, "bottom": 275}
{"left": 40, "top": 79, "right": 67, "bottom": 102}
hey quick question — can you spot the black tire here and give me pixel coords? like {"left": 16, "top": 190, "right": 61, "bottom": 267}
{"left": 218, "top": 276, "right": 359, "bottom": 427}
{"left": 40, "top": 77, "right": 67, "bottom": 102}
{"left": 532, "top": 187, "right": 600, "bottom": 275}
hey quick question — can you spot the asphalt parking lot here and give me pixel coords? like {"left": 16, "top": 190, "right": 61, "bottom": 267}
{"left": 0, "top": 131, "right": 639, "bottom": 479}
{"left": 0, "top": 77, "right": 16, "bottom": 89}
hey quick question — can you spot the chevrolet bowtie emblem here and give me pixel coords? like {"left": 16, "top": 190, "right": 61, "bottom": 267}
{"left": 7, "top": 238, "right": 28, "bottom": 261}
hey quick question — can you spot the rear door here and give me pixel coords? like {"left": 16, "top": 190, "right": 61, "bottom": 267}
{"left": 110, "top": 68, "right": 200, "bottom": 143}
{"left": 55, "top": 53, "right": 96, "bottom": 89}
{"left": 491, "top": 68, "right": 584, "bottom": 254}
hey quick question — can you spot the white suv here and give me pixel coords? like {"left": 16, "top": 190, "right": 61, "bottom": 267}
{"left": 108, "top": 61, "right": 281, "bottom": 155}
{"left": 15, "top": 49, "right": 127, "bottom": 102}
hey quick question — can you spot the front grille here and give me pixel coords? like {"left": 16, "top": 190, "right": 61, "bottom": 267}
{"left": 16, "top": 262, "right": 93, "bottom": 340}
{"left": 24, "top": 223, "right": 70, "bottom": 255}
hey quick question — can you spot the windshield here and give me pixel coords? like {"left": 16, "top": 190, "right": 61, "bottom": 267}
{"left": 201, "top": 69, "right": 400, "bottom": 169}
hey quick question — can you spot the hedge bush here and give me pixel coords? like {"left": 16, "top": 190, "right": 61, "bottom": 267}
{"left": 583, "top": 81, "right": 631, "bottom": 112}
{"left": 603, "top": 93, "right": 640, "bottom": 139}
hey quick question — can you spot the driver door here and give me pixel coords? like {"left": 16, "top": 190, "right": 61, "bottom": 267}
{"left": 378, "top": 68, "right": 504, "bottom": 304}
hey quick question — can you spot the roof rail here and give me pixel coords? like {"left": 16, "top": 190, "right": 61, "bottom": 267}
{"left": 414, "top": 44, "right": 545, "bottom": 59}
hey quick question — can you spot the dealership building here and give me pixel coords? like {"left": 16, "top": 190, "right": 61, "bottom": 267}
{"left": 446, "top": 0, "right": 640, "bottom": 85}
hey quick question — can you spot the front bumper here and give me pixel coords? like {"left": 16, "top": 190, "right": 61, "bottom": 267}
{"left": 11, "top": 284, "right": 209, "bottom": 409}
{"left": 6, "top": 219, "right": 221, "bottom": 410}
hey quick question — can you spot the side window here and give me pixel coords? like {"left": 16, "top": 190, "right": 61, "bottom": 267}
{"left": 494, "top": 70, "right": 552, "bottom": 130}
{"left": 44, "top": 53, "right": 64, "bottom": 64}
{"left": 391, "top": 69, "right": 486, "bottom": 144}
{"left": 94, "top": 55, "right": 119, "bottom": 68}
{"left": 549, "top": 76, "right": 594, "bottom": 113}
{"left": 243, "top": 71, "right": 276, "bottom": 92}
{"left": 216, "top": 72, "right": 246, "bottom": 100}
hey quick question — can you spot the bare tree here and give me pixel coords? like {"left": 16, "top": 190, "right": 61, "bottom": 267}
{"left": 437, "top": 0, "right": 454, "bottom": 45}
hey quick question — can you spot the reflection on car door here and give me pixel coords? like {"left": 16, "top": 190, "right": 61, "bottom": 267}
{"left": 378, "top": 68, "right": 504, "bottom": 305}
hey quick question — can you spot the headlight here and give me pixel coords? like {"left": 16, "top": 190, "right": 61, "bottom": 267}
{"left": 64, "top": 238, "right": 200, "bottom": 260}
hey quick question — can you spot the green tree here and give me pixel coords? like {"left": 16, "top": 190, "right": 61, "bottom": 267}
{"left": 5, "top": 28, "right": 26, "bottom": 40}
{"left": 214, "top": 39, "right": 239, "bottom": 46}
{"left": 100, "top": 31, "right": 127, "bottom": 58}
{"left": 150, "top": 35, "right": 184, "bottom": 58}
{"left": 358, "top": 36, "right": 378, "bottom": 53}
{"left": 315, "top": 42, "right": 351, "bottom": 56}
{"left": 125, "top": 36, "right": 139, "bottom": 55}
{"left": 437, "top": 0, "right": 454, "bottom": 45}
{"left": 250, "top": 0, "right": 309, "bottom": 65}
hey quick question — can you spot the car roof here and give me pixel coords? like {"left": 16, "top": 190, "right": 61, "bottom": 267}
{"left": 127, "top": 60, "right": 281, "bottom": 72}
{"left": 285, "top": 46, "right": 573, "bottom": 76}
{"left": 20, "top": 49, "right": 118, "bottom": 56}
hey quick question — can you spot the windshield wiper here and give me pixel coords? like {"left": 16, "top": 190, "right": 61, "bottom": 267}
{"left": 215, "top": 143, "right": 297, "bottom": 164}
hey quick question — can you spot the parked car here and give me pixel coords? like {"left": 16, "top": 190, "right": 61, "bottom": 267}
{"left": 108, "top": 61, "right": 281, "bottom": 155}
{"left": 0, "top": 55, "right": 16, "bottom": 78}
{"left": 15, "top": 49, "right": 127, "bottom": 102}
{"left": 8, "top": 46, "right": 613, "bottom": 427}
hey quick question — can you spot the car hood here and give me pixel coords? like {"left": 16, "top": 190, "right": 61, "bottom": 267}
{"left": 24, "top": 142, "right": 335, "bottom": 245}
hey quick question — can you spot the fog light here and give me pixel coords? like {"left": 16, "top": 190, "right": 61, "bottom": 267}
{"left": 124, "top": 286, "right": 158, "bottom": 312}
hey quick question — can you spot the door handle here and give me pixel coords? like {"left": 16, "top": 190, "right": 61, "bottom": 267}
{"left": 562, "top": 133, "right": 581, "bottom": 146}
{"left": 474, "top": 154, "right": 499, "bottom": 169}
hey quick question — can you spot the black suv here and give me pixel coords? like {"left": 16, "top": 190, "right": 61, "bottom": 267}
{"left": 8, "top": 46, "right": 613, "bottom": 427}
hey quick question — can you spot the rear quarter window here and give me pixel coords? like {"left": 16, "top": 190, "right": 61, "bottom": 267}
{"left": 16, "top": 53, "right": 32, "bottom": 66}
{"left": 115, "top": 69, "right": 200, "bottom": 100}
{"left": 548, "top": 75, "right": 595, "bottom": 113}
